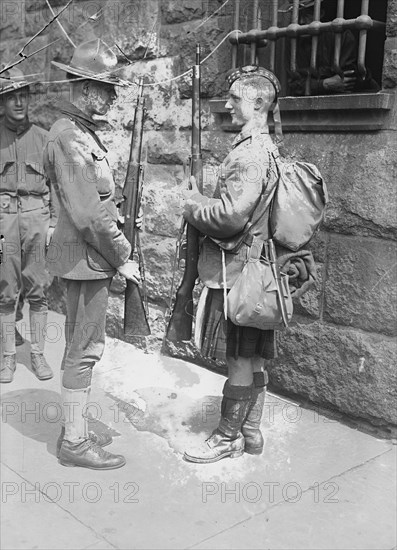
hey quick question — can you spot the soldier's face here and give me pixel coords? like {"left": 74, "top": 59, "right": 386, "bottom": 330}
{"left": 85, "top": 81, "right": 117, "bottom": 115}
{"left": 225, "top": 82, "right": 257, "bottom": 126}
{"left": 2, "top": 89, "right": 29, "bottom": 123}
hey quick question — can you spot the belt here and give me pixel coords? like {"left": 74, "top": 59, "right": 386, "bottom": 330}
{"left": 0, "top": 193, "right": 49, "bottom": 213}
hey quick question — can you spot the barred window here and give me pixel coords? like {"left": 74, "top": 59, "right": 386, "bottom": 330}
{"left": 228, "top": 0, "right": 387, "bottom": 97}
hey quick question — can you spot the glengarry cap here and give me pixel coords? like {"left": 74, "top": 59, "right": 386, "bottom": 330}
{"left": 226, "top": 65, "right": 281, "bottom": 96}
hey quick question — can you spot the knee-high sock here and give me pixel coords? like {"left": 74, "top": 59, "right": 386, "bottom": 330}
{"left": 61, "top": 386, "right": 90, "bottom": 443}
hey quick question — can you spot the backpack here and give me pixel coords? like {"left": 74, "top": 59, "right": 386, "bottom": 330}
{"left": 269, "top": 154, "right": 328, "bottom": 251}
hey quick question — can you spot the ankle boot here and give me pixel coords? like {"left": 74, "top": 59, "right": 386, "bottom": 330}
{"left": 184, "top": 381, "right": 252, "bottom": 464}
{"left": 56, "top": 426, "right": 113, "bottom": 458}
{"left": 58, "top": 386, "right": 126, "bottom": 470}
{"left": 242, "top": 371, "right": 267, "bottom": 455}
{"left": 0, "top": 354, "right": 17, "bottom": 383}
{"left": 59, "top": 439, "right": 126, "bottom": 470}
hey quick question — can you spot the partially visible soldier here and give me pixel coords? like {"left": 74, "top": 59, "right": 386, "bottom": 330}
{"left": 0, "top": 67, "right": 57, "bottom": 383}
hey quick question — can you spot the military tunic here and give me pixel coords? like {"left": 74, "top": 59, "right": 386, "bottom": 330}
{"left": 43, "top": 103, "right": 131, "bottom": 387}
{"left": 183, "top": 129, "right": 279, "bottom": 360}
{"left": 0, "top": 118, "right": 56, "bottom": 315}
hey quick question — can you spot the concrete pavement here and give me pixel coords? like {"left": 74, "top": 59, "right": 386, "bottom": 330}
{"left": 1, "top": 309, "right": 396, "bottom": 550}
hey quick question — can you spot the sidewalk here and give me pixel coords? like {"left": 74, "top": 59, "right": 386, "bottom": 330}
{"left": 1, "top": 309, "right": 396, "bottom": 550}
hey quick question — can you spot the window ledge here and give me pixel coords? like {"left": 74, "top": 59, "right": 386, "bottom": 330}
{"left": 209, "top": 92, "right": 395, "bottom": 132}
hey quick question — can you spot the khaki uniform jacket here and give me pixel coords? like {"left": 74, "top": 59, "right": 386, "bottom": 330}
{"left": 0, "top": 119, "right": 57, "bottom": 224}
{"left": 44, "top": 113, "right": 131, "bottom": 280}
{"left": 183, "top": 130, "right": 279, "bottom": 289}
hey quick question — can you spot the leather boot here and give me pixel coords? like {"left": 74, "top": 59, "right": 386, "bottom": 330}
{"left": 31, "top": 353, "right": 54, "bottom": 380}
{"left": 0, "top": 354, "right": 17, "bottom": 383}
{"left": 58, "top": 386, "right": 125, "bottom": 470}
{"left": 242, "top": 371, "right": 267, "bottom": 455}
{"left": 59, "top": 439, "right": 126, "bottom": 470}
{"left": 184, "top": 381, "right": 252, "bottom": 464}
{"left": 56, "top": 426, "right": 113, "bottom": 458}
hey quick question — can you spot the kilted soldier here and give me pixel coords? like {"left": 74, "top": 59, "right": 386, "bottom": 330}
{"left": 0, "top": 67, "right": 57, "bottom": 383}
{"left": 44, "top": 39, "right": 141, "bottom": 470}
{"left": 182, "top": 66, "right": 282, "bottom": 463}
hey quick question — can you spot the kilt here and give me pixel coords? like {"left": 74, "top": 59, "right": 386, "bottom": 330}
{"left": 196, "top": 288, "right": 276, "bottom": 361}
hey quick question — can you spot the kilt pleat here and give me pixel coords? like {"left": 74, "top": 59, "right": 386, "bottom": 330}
{"left": 198, "top": 288, "right": 276, "bottom": 361}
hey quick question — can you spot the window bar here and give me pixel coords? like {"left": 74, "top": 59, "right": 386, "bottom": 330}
{"left": 332, "top": 0, "right": 345, "bottom": 78}
{"left": 244, "top": 12, "right": 249, "bottom": 65}
{"left": 289, "top": 0, "right": 300, "bottom": 74}
{"left": 231, "top": 0, "right": 240, "bottom": 69}
{"left": 250, "top": 0, "right": 259, "bottom": 64}
{"left": 306, "top": 0, "right": 323, "bottom": 95}
{"left": 269, "top": 0, "right": 279, "bottom": 73}
{"left": 357, "top": 0, "right": 369, "bottom": 79}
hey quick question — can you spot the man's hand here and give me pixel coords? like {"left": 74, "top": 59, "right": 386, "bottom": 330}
{"left": 135, "top": 206, "right": 143, "bottom": 230}
{"left": 323, "top": 70, "right": 356, "bottom": 93}
{"left": 46, "top": 227, "right": 55, "bottom": 248}
{"left": 117, "top": 260, "right": 141, "bottom": 284}
{"left": 182, "top": 176, "right": 199, "bottom": 200}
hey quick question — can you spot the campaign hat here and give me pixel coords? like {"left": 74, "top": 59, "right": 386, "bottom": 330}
{"left": 52, "top": 38, "right": 127, "bottom": 87}
{"left": 0, "top": 67, "right": 31, "bottom": 96}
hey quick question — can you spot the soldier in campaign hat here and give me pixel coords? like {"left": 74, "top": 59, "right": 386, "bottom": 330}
{"left": 181, "top": 66, "right": 282, "bottom": 463}
{"left": 44, "top": 38, "right": 141, "bottom": 470}
{"left": 0, "top": 67, "right": 57, "bottom": 383}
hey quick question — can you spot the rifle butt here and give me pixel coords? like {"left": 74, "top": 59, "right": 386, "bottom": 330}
{"left": 124, "top": 280, "right": 151, "bottom": 336}
{"left": 166, "top": 292, "right": 194, "bottom": 342}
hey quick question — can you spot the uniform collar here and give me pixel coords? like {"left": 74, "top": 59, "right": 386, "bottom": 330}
{"left": 3, "top": 116, "right": 31, "bottom": 136}
{"left": 56, "top": 101, "right": 99, "bottom": 133}
{"left": 56, "top": 101, "right": 107, "bottom": 152}
{"left": 232, "top": 128, "right": 269, "bottom": 148}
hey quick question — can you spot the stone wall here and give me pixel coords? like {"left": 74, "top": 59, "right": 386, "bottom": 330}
{"left": 1, "top": 0, "right": 396, "bottom": 428}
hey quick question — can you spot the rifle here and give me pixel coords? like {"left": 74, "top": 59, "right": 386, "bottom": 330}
{"left": 166, "top": 44, "right": 203, "bottom": 342}
{"left": 121, "top": 77, "right": 151, "bottom": 336}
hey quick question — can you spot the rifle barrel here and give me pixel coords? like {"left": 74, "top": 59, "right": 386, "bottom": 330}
{"left": 166, "top": 44, "right": 203, "bottom": 343}
{"left": 122, "top": 78, "right": 150, "bottom": 336}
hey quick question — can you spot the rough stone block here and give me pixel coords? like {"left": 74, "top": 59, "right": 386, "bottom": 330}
{"left": 146, "top": 130, "right": 190, "bottom": 164}
{"left": 6, "top": 36, "right": 49, "bottom": 79}
{"left": 382, "top": 38, "right": 397, "bottom": 88}
{"left": 104, "top": 0, "right": 161, "bottom": 60}
{"left": 294, "top": 263, "right": 323, "bottom": 320}
{"left": 140, "top": 234, "right": 177, "bottom": 306}
{"left": 28, "top": 89, "right": 68, "bottom": 130}
{"left": 25, "top": 0, "right": 69, "bottom": 11}
{"left": 120, "top": 58, "right": 198, "bottom": 131}
{"left": 161, "top": 0, "right": 204, "bottom": 24}
{"left": 386, "top": 0, "right": 397, "bottom": 37}
{"left": 161, "top": 18, "right": 230, "bottom": 97}
{"left": 142, "top": 164, "right": 185, "bottom": 238}
{"left": 324, "top": 235, "right": 397, "bottom": 336}
{"left": 306, "top": 230, "right": 328, "bottom": 263}
{"left": 0, "top": 1, "right": 24, "bottom": 40}
{"left": 272, "top": 321, "right": 397, "bottom": 426}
